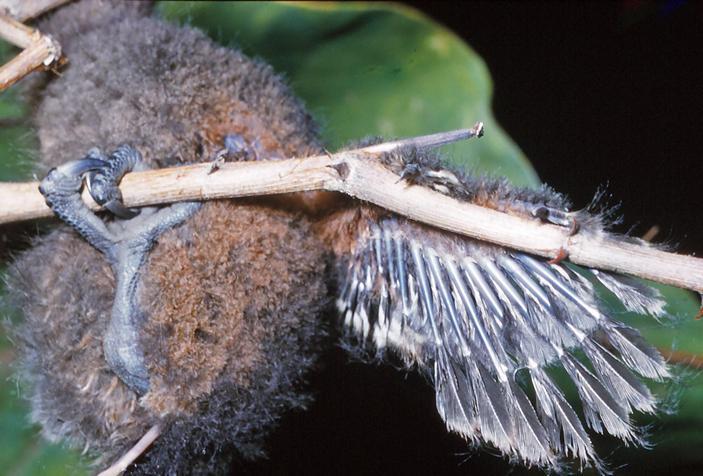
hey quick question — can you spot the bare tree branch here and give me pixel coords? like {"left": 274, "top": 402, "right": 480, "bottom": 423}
{"left": 0, "top": 0, "right": 70, "bottom": 22}
{"left": 0, "top": 3, "right": 65, "bottom": 91}
{"left": 0, "top": 125, "right": 702, "bottom": 294}
{"left": 96, "top": 424, "right": 161, "bottom": 476}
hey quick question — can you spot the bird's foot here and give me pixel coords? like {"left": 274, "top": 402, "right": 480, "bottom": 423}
{"left": 40, "top": 145, "right": 201, "bottom": 395}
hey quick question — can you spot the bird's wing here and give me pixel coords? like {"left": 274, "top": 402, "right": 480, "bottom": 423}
{"left": 331, "top": 210, "right": 668, "bottom": 471}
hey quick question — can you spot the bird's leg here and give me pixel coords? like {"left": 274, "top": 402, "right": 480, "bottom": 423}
{"left": 40, "top": 145, "right": 201, "bottom": 395}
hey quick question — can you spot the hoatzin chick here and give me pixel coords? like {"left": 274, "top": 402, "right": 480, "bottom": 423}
{"left": 5, "top": 1, "right": 673, "bottom": 473}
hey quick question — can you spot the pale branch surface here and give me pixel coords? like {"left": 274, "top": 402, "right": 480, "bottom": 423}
{"left": 0, "top": 34, "right": 59, "bottom": 89}
{"left": 0, "top": 3, "right": 64, "bottom": 91}
{"left": 96, "top": 424, "right": 161, "bottom": 476}
{"left": 0, "top": 0, "right": 70, "bottom": 22}
{"left": 0, "top": 10, "right": 37, "bottom": 48}
{"left": 0, "top": 127, "right": 701, "bottom": 293}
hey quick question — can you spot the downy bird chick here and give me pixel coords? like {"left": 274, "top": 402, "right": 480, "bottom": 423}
{"left": 5, "top": 0, "right": 674, "bottom": 474}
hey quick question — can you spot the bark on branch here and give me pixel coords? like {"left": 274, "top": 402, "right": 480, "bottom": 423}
{"left": 97, "top": 424, "right": 161, "bottom": 476}
{"left": 0, "top": 0, "right": 67, "bottom": 91}
{"left": 0, "top": 126, "right": 702, "bottom": 294}
{"left": 0, "top": 0, "right": 70, "bottom": 22}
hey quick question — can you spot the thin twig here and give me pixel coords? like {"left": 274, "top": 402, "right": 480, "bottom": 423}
{"left": 360, "top": 123, "right": 483, "bottom": 153}
{"left": 0, "top": 10, "right": 37, "bottom": 48}
{"left": 660, "top": 349, "right": 703, "bottom": 370}
{"left": 97, "top": 424, "right": 161, "bottom": 476}
{"left": 0, "top": 124, "right": 702, "bottom": 293}
{"left": 642, "top": 225, "right": 660, "bottom": 242}
{"left": 0, "top": 0, "right": 70, "bottom": 22}
{"left": 0, "top": 9, "right": 63, "bottom": 91}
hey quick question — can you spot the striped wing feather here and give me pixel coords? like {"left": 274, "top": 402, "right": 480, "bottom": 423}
{"left": 335, "top": 217, "right": 668, "bottom": 471}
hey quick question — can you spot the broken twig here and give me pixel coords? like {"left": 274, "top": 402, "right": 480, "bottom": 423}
{"left": 0, "top": 1, "right": 65, "bottom": 90}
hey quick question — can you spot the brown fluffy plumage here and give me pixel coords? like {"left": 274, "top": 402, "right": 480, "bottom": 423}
{"left": 8, "top": 1, "right": 329, "bottom": 473}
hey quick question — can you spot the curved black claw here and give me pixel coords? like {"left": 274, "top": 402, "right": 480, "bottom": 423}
{"left": 39, "top": 158, "right": 107, "bottom": 200}
{"left": 86, "top": 145, "right": 142, "bottom": 219}
{"left": 39, "top": 157, "right": 116, "bottom": 256}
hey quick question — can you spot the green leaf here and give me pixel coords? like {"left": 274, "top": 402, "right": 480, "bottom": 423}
{"left": 157, "top": 1, "right": 539, "bottom": 186}
{"left": 0, "top": 42, "right": 35, "bottom": 182}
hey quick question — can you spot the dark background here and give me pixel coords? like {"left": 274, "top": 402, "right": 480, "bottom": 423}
{"left": 412, "top": 1, "right": 703, "bottom": 256}
{"left": 245, "top": 2, "right": 703, "bottom": 475}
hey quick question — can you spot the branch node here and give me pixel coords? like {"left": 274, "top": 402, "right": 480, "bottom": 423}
{"left": 548, "top": 247, "right": 569, "bottom": 265}
{"left": 329, "top": 161, "right": 350, "bottom": 180}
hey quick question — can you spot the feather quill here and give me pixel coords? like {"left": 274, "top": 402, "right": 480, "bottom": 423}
{"left": 334, "top": 211, "right": 668, "bottom": 471}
